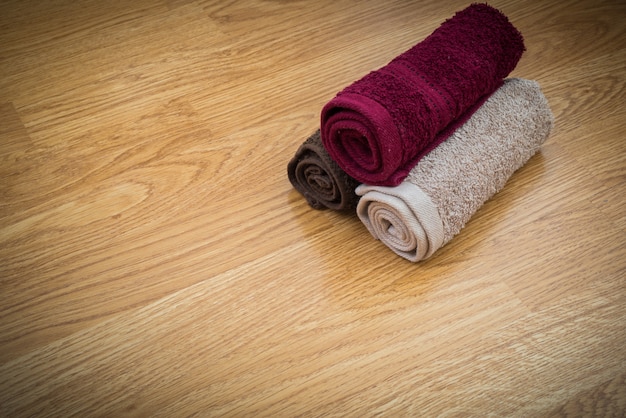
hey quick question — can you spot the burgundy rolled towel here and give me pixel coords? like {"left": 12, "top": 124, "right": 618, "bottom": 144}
{"left": 321, "top": 3, "right": 525, "bottom": 186}
{"left": 287, "top": 130, "right": 360, "bottom": 210}
{"left": 356, "top": 78, "right": 554, "bottom": 262}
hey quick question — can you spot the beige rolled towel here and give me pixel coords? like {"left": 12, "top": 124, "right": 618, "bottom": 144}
{"left": 356, "top": 78, "right": 554, "bottom": 262}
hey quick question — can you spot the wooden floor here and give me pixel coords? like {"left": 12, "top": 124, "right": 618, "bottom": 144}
{"left": 1, "top": 0, "right": 624, "bottom": 416}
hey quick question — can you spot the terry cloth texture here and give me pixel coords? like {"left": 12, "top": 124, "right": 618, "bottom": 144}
{"left": 356, "top": 78, "right": 554, "bottom": 262}
{"left": 288, "top": 130, "right": 360, "bottom": 210}
{"left": 321, "top": 3, "right": 525, "bottom": 186}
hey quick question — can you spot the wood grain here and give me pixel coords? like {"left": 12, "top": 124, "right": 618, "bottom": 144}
{"left": 1, "top": 0, "right": 625, "bottom": 416}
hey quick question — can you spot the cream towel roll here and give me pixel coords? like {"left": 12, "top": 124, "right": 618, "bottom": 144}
{"left": 356, "top": 78, "right": 554, "bottom": 262}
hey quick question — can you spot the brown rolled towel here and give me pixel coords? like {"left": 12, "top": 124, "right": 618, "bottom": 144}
{"left": 287, "top": 130, "right": 360, "bottom": 210}
{"left": 356, "top": 78, "right": 554, "bottom": 262}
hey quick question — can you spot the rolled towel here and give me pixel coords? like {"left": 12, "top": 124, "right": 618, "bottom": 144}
{"left": 356, "top": 78, "right": 554, "bottom": 262}
{"left": 287, "top": 130, "right": 360, "bottom": 210}
{"left": 321, "top": 3, "right": 525, "bottom": 186}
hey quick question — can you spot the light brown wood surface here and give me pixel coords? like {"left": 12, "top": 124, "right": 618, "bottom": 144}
{"left": 1, "top": 0, "right": 624, "bottom": 416}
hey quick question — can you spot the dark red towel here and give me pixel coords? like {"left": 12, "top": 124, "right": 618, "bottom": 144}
{"left": 320, "top": 3, "right": 525, "bottom": 186}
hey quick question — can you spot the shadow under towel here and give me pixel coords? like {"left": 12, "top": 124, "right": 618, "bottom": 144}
{"left": 288, "top": 130, "right": 360, "bottom": 210}
{"left": 321, "top": 3, "right": 525, "bottom": 186}
{"left": 356, "top": 78, "right": 554, "bottom": 262}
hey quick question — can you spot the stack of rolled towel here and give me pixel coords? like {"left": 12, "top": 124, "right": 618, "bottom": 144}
{"left": 287, "top": 3, "right": 554, "bottom": 262}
